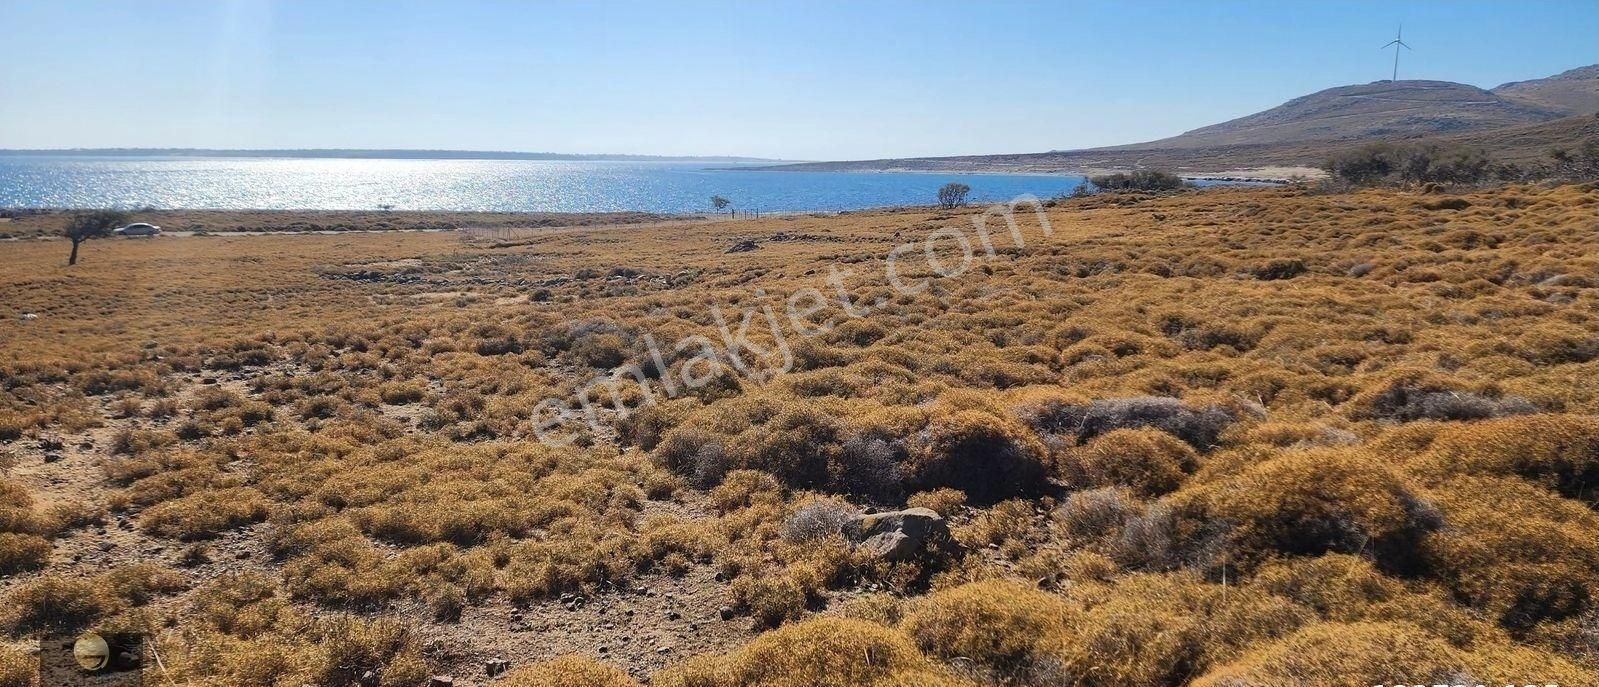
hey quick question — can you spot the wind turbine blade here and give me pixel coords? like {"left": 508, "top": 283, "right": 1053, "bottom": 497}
{"left": 1399, "top": 41, "right": 1412, "bottom": 49}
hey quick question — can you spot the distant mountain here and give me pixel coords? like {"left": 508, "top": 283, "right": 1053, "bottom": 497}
{"left": 1491, "top": 65, "right": 1599, "bottom": 116}
{"left": 761, "top": 65, "right": 1599, "bottom": 178}
{"left": 0, "top": 148, "right": 787, "bottom": 163}
{"left": 1121, "top": 80, "right": 1565, "bottom": 150}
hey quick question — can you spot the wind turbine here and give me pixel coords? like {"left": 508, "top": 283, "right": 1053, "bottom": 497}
{"left": 1383, "top": 25, "right": 1411, "bottom": 82}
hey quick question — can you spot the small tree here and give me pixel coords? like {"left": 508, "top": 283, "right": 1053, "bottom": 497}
{"left": 1325, "top": 143, "right": 1398, "bottom": 184}
{"left": 711, "top": 196, "right": 731, "bottom": 214}
{"left": 63, "top": 210, "right": 129, "bottom": 266}
{"left": 936, "top": 182, "right": 970, "bottom": 209}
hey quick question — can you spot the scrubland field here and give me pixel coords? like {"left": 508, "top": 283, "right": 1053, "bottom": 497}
{"left": 0, "top": 183, "right": 1596, "bottom": 687}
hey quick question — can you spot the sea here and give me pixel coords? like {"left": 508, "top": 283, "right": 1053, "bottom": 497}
{"left": 0, "top": 155, "right": 1099, "bottom": 214}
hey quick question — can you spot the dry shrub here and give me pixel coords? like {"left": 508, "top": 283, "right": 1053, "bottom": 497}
{"left": 834, "top": 435, "right": 904, "bottom": 501}
{"left": 104, "top": 563, "right": 188, "bottom": 605}
{"left": 780, "top": 497, "right": 859, "bottom": 543}
{"left": 0, "top": 480, "right": 39, "bottom": 534}
{"left": 906, "top": 410, "right": 1049, "bottom": 504}
{"left": 0, "top": 413, "right": 28, "bottom": 442}
{"left": 570, "top": 333, "right": 629, "bottom": 368}
{"left": 1062, "top": 427, "right": 1197, "bottom": 496}
{"left": 377, "top": 380, "right": 427, "bottom": 404}
{"left": 902, "top": 579, "right": 1076, "bottom": 670}
{"left": 832, "top": 593, "right": 905, "bottom": 626}
{"left": 1192, "top": 621, "right": 1591, "bottom": 687}
{"left": 701, "top": 471, "right": 777, "bottom": 516}
{"left": 1345, "top": 370, "right": 1536, "bottom": 422}
{"left": 1247, "top": 554, "right": 1399, "bottom": 620}
{"left": 656, "top": 617, "right": 972, "bottom": 687}
{"left": 1422, "top": 476, "right": 1599, "bottom": 634}
{"left": 0, "top": 533, "right": 50, "bottom": 574}
{"left": 1023, "top": 396, "right": 1235, "bottom": 450}
{"left": 1516, "top": 322, "right": 1599, "bottom": 365}
{"left": 1056, "top": 486, "right": 1140, "bottom": 542}
{"left": 1174, "top": 447, "right": 1440, "bottom": 573}
{"left": 1416, "top": 413, "right": 1599, "bottom": 499}
{"left": 654, "top": 426, "right": 730, "bottom": 489}
{"left": 1, "top": 575, "right": 109, "bottom": 634}
{"left": 954, "top": 499, "right": 1037, "bottom": 558}
{"left": 729, "top": 573, "right": 807, "bottom": 629}
{"left": 723, "top": 404, "right": 842, "bottom": 489}
{"left": 617, "top": 397, "right": 699, "bottom": 451}
{"left": 1225, "top": 421, "right": 1358, "bottom": 449}
{"left": 110, "top": 427, "right": 177, "bottom": 455}
{"left": 1034, "top": 573, "right": 1309, "bottom": 686}
{"left": 140, "top": 487, "right": 270, "bottom": 540}
{"left": 906, "top": 488, "right": 967, "bottom": 516}
{"left": 500, "top": 655, "right": 640, "bottom": 687}
{"left": 0, "top": 645, "right": 33, "bottom": 687}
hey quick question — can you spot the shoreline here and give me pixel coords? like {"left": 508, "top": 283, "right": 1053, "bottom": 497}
{"left": 0, "top": 183, "right": 1309, "bottom": 241}
{"left": 739, "top": 164, "right": 1316, "bottom": 184}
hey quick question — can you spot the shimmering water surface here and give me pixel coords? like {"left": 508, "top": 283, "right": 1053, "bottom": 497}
{"left": 0, "top": 156, "right": 1097, "bottom": 213}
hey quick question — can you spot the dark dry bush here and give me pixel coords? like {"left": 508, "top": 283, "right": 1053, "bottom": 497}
{"left": 474, "top": 337, "right": 523, "bottom": 356}
{"left": 653, "top": 427, "right": 730, "bottom": 489}
{"left": 1024, "top": 396, "right": 1235, "bottom": 450}
{"left": 1348, "top": 374, "right": 1536, "bottom": 422}
{"left": 1250, "top": 258, "right": 1307, "bottom": 280}
{"left": 906, "top": 410, "right": 1050, "bottom": 505}
{"left": 834, "top": 435, "right": 904, "bottom": 502}
{"left": 1175, "top": 448, "right": 1443, "bottom": 575}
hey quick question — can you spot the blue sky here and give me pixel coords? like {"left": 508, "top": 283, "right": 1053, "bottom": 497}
{"left": 0, "top": 0, "right": 1593, "bottom": 160}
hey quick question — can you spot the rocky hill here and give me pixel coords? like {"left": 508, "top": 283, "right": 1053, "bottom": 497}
{"left": 1128, "top": 80, "right": 1564, "bottom": 149}
{"left": 763, "top": 65, "right": 1599, "bottom": 178}
{"left": 1491, "top": 65, "right": 1599, "bottom": 116}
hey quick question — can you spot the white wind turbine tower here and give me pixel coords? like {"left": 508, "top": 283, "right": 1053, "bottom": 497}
{"left": 1383, "top": 25, "right": 1412, "bottom": 82}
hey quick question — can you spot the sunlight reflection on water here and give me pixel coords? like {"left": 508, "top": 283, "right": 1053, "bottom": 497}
{"left": 0, "top": 156, "right": 1092, "bottom": 213}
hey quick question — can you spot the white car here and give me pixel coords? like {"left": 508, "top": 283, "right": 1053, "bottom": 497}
{"left": 114, "top": 222, "right": 161, "bottom": 237}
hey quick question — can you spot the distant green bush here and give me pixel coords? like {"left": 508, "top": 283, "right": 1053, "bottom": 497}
{"left": 1088, "top": 170, "right": 1186, "bottom": 191}
{"left": 1325, "top": 143, "right": 1490, "bottom": 185}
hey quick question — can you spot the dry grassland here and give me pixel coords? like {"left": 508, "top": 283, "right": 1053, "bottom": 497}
{"left": 0, "top": 183, "right": 1595, "bottom": 686}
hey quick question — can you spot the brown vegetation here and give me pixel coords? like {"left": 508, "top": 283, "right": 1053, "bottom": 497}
{"left": 0, "top": 182, "right": 1594, "bottom": 685}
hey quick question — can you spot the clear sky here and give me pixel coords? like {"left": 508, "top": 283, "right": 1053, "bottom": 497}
{"left": 1, "top": 0, "right": 1594, "bottom": 160}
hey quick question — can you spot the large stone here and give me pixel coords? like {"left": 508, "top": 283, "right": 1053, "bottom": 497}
{"left": 842, "top": 507, "right": 950, "bottom": 562}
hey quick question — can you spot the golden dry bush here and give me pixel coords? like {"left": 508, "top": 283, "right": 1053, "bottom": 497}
{"left": 901, "top": 579, "right": 1077, "bottom": 669}
{"left": 656, "top": 617, "right": 973, "bottom": 687}
{"left": 1421, "top": 476, "right": 1599, "bottom": 634}
{"left": 905, "top": 487, "right": 967, "bottom": 515}
{"left": 1415, "top": 413, "right": 1599, "bottom": 498}
{"left": 1036, "top": 574, "right": 1310, "bottom": 687}
{"left": 139, "top": 486, "right": 270, "bottom": 540}
{"left": 0, "top": 645, "right": 32, "bottom": 687}
{"left": 1192, "top": 621, "right": 1592, "bottom": 687}
{"left": 1061, "top": 427, "right": 1198, "bottom": 496}
{"left": 1173, "top": 447, "right": 1438, "bottom": 572}
{"left": 499, "top": 655, "right": 641, "bottom": 687}
{"left": 0, "top": 575, "right": 109, "bottom": 635}
{"left": 1246, "top": 553, "right": 1400, "bottom": 620}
